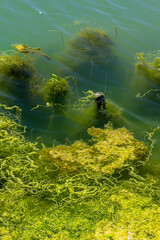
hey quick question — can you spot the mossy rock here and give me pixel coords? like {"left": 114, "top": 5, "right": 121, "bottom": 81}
{"left": 43, "top": 74, "right": 70, "bottom": 105}
{"left": 41, "top": 125, "right": 148, "bottom": 175}
{"left": 66, "top": 90, "right": 126, "bottom": 128}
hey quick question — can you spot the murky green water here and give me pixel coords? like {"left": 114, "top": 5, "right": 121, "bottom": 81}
{"left": 1, "top": 1, "right": 160, "bottom": 239}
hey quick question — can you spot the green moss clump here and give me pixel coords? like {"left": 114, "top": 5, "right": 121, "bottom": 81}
{"left": 41, "top": 125, "right": 148, "bottom": 175}
{"left": 66, "top": 90, "right": 126, "bottom": 128}
{"left": 69, "top": 27, "right": 115, "bottom": 62}
{"left": 43, "top": 74, "right": 70, "bottom": 105}
{"left": 0, "top": 52, "right": 40, "bottom": 102}
{"left": 135, "top": 52, "right": 160, "bottom": 85}
{"left": 136, "top": 63, "right": 160, "bottom": 84}
{"left": 59, "top": 27, "right": 117, "bottom": 80}
{"left": 0, "top": 52, "right": 36, "bottom": 83}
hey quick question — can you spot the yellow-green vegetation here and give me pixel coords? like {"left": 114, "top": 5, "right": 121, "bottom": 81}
{"left": 135, "top": 51, "right": 160, "bottom": 85}
{"left": 43, "top": 73, "right": 70, "bottom": 105}
{"left": 59, "top": 27, "right": 117, "bottom": 79}
{"left": 68, "top": 27, "right": 115, "bottom": 62}
{"left": 13, "top": 43, "right": 54, "bottom": 62}
{"left": 1, "top": 107, "right": 160, "bottom": 240}
{"left": 0, "top": 52, "right": 39, "bottom": 102}
{"left": 66, "top": 90, "right": 126, "bottom": 128}
{"left": 84, "top": 188, "right": 160, "bottom": 240}
{"left": 42, "top": 125, "right": 148, "bottom": 175}
{"left": 0, "top": 52, "right": 36, "bottom": 83}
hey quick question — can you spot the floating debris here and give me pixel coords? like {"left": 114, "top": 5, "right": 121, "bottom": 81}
{"left": 13, "top": 43, "right": 54, "bottom": 62}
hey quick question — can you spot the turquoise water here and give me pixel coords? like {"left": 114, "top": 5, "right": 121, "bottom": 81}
{"left": 0, "top": 0, "right": 160, "bottom": 163}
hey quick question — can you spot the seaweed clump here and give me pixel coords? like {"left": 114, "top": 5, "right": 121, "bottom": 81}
{"left": 41, "top": 124, "right": 148, "bottom": 175}
{"left": 0, "top": 52, "right": 36, "bottom": 83}
{"left": 43, "top": 73, "right": 70, "bottom": 105}
{"left": 0, "top": 52, "right": 39, "bottom": 102}
{"left": 68, "top": 27, "right": 115, "bottom": 62}
{"left": 66, "top": 90, "right": 126, "bottom": 128}
{"left": 13, "top": 43, "right": 54, "bottom": 62}
{"left": 135, "top": 52, "right": 160, "bottom": 88}
{"left": 60, "top": 27, "right": 117, "bottom": 81}
{"left": 0, "top": 107, "right": 160, "bottom": 240}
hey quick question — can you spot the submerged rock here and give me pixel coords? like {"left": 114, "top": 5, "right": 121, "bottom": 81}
{"left": 93, "top": 92, "right": 106, "bottom": 110}
{"left": 65, "top": 90, "right": 126, "bottom": 128}
{"left": 41, "top": 125, "right": 148, "bottom": 175}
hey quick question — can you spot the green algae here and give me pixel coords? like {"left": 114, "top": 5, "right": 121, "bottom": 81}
{"left": 0, "top": 52, "right": 36, "bottom": 83}
{"left": 68, "top": 27, "right": 115, "bottom": 62}
{"left": 0, "top": 107, "right": 160, "bottom": 240}
{"left": 135, "top": 51, "right": 160, "bottom": 86}
{"left": 0, "top": 52, "right": 40, "bottom": 103}
{"left": 66, "top": 90, "right": 126, "bottom": 128}
{"left": 41, "top": 125, "right": 148, "bottom": 175}
{"left": 43, "top": 74, "right": 70, "bottom": 105}
{"left": 13, "top": 43, "right": 54, "bottom": 62}
{"left": 59, "top": 27, "right": 117, "bottom": 81}
{"left": 84, "top": 189, "right": 160, "bottom": 240}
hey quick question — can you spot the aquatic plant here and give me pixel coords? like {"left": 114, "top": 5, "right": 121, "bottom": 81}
{"left": 1, "top": 106, "right": 160, "bottom": 240}
{"left": 66, "top": 90, "right": 126, "bottom": 128}
{"left": 13, "top": 43, "right": 54, "bottom": 62}
{"left": 43, "top": 73, "right": 70, "bottom": 105}
{"left": 0, "top": 51, "right": 41, "bottom": 104}
{"left": 59, "top": 27, "right": 117, "bottom": 81}
{"left": 0, "top": 52, "right": 36, "bottom": 83}
{"left": 84, "top": 188, "right": 160, "bottom": 240}
{"left": 135, "top": 51, "right": 160, "bottom": 85}
{"left": 41, "top": 124, "right": 148, "bottom": 175}
{"left": 68, "top": 27, "right": 115, "bottom": 62}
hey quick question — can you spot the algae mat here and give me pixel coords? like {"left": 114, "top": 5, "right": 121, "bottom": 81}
{"left": 1, "top": 111, "right": 160, "bottom": 239}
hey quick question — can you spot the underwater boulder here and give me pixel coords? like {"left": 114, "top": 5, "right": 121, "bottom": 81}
{"left": 41, "top": 124, "right": 148, "bottom": 175}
